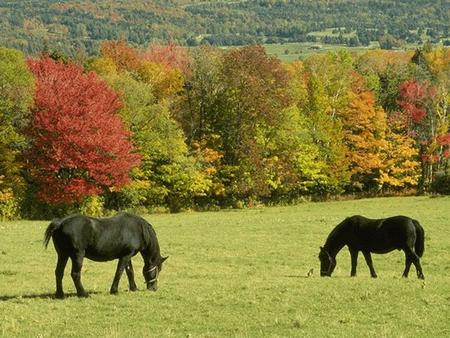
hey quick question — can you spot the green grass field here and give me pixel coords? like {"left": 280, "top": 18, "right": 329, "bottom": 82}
{"left": 1, "top": 196, "right": 449, "bottom": 337}
{"left": 262, "top": 41, "right": 422, "bottom": 62}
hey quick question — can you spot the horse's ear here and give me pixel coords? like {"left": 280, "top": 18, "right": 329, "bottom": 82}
{"left": 161, "top": 256, "right": 169, "bottom": 263}
{"left": 320, "top": 246, "right": 324, "bottom": 251}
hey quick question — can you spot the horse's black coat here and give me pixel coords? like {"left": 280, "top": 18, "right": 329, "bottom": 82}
{"left": 318, "top": 215, "right": 425, "bottom": 279}
{"left": 44, "top": 212, "right": 167, "bottom": 298}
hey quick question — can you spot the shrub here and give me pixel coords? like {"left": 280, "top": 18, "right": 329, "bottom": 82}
{"left": 0, "top": 188, "right": 19, "bottom": 220}
{"left": 431, "top": 173, "right": 450, "bottom": 195}
{"left": 79, "top": 195, "right": 105, "bottom": 217}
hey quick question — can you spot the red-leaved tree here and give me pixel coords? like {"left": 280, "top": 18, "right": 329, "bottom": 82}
{"left": 26, "top": 57, "right": 140, "bottom": 204}
{"left": 398, "top": 79, "right": 449, "bottom": 190}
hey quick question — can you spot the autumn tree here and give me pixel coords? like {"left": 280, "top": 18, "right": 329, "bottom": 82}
{"left": 341, "top": 89, "right": 388, "bottom": 191}
{"left": 104, "top": 72, "right": 211, "bottom": 212}
{"left": 398, "top": 79, "right": 449, "bottom": 191}
{"left": 26, "top": 57, "right": 140, "bottom": 204}
{"left": 0, "top": 48, "right": 35, "bottom": 218}
{"left": 90, "top": 41, "right": 211, "bottom": 212}
{"left": 99, "top": 40, "right": 141, "bottom": 72}
{"left": 294, "top": 51, "right": 358, "bottom": 193}
{"left": 142, "top": 42, "right": 191, "bottom": 74}
{"left": 355, "top": 50, "right": 413, "bottom": 112}
{"left": 379, "top": 114, "right": 420, "bottom": 191}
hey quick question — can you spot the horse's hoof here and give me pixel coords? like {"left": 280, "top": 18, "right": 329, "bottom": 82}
{"left": 55, "top": 293, "right": 65, "bottom": 299}
{"left": 77, "top": 292, "right": 89, "bottom": 298}
{"left": 129, "top": 287, "right": 138, "bottom": 292}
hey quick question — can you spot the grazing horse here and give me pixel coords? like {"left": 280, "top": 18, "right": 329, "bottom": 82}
{"left": 43, "top": 212, "right": 168, "bottom": 298}
{"left": 318, "top": 215, "right": 425, "bottom": 279}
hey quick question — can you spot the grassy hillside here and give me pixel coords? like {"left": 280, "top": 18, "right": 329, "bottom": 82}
{"left": 1, "top": 196, "right": 449, "bottom": 337}
{"left": 0, "top": 0, "right": 448, "bottom": 56}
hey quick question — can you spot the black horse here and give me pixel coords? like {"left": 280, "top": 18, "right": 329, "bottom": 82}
{"left": 318, "top": 215, "right": 425, "bottom": 279}
{"left": 43, "top": 212, "right": 168, "bottom": 298}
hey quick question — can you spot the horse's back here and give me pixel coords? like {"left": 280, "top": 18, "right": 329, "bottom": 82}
{"left": 51, "top": 214, "right": 95, "bottom": 251}
{"left": 51, "top": 213, "right": 151, "bottom": 261}
{"left": 345, "top": 215, "right": 420, "bottom": 253}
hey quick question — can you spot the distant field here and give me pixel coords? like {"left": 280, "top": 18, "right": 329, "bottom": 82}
{"left": 264, "top": 41, "right": 382, "bottom": 62}
{"left": 264, "top": 41, "right": 402, "bottom": 62}
{"left": 1, "top": 196, "right": 449, "bottom": 337}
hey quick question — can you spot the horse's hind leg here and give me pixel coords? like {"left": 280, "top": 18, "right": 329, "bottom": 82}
{"left": 402, "top": 253, "right": 413, "bottom": 278}
{"left": 404, "top": 247, "right": 424, "bottom": 280}
{"left": 362, "top": 251, "right": 377, "bottom": 278}
{"left": 125, "top": 260, "right": 138, "bottom": 291}
{"left": 70, "top": 253, "right": 88, "bottom": 297}
{"left": 55, "top": 253, "right": 69, "bottom": 299}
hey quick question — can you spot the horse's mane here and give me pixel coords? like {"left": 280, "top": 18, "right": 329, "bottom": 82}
{"left": 325, "top": 217, "right": 351, "bottom": 248}
{"left": 140, "top": 219, "right": 159, "bottom": 252}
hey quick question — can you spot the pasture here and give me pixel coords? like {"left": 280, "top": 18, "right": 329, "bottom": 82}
{"left": 1, "top": 196, "right": 449, "bottom": 337}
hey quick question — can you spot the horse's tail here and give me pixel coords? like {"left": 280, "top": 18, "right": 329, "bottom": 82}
{"left": 413, "top": 220, "right": 425, "bottom": 257}
{"left": 43, "top": 218, "right": 64, "bottom": 249}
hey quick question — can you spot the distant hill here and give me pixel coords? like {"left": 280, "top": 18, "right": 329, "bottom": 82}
{"left": 0, "top": 0, "right": 448, "bottom": 55}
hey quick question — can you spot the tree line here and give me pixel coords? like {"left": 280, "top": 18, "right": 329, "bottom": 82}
{"left": 0, "top": 42, "right": 449, "bottom": 219}
{"left": 0, "top": 0, "right": 448, "bottom": 55}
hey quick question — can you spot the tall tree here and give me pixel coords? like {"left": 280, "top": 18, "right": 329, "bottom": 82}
{"left": 26, "top": 57, "right": 140, "bottom": 204}
{"left": 341, "top": 90, "right": 388, "bottom": 191}
{"left": 398, "top": 79, "right": 447, "bottom": 191}
{"left": 103, "top": 72, "right": 211, "bottom": 212}
{"left": 0, "top": 48, "right": 35, "bottom": 218}
{"left": 296, "top": 51, "right": 357, "bottom": 192}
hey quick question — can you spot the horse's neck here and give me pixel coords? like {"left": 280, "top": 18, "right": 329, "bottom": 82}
{"left": 324, "top": 234, "right": 346, "bottom": 257}
{"left": 144, "top": 241, "right": 161, "bottom": 264}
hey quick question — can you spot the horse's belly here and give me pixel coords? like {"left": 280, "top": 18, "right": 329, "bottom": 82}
{"left": 369, "top": 243, "right": 399, "bottom": 254}
{"left": 371, "top": 248, "right": 396, "bottom": 254}
{"left": 85, "top": 246, "right": 134, "bottom": 262}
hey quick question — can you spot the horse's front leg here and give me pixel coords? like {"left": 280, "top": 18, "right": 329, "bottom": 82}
{"left": 362, "top": 251, "right": 377, "bottom": 278}
{"left": 70, "top": 253, "right": 88, "bottom": 297}
{"left": 349, "top": 248, "right": 359, "bottom": 277}
{"left": 125, "top": 260, "right": 138, "bottom": 291}
{"left": 110, "top": 255, "right": 132, "bottom": 294}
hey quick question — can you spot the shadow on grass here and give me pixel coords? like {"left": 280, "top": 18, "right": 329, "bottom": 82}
{"left": 0, "top": 291, "right": 101, "bottom": 301}
{"left": 284, "top": 275, "right": 349, "bottom": 279}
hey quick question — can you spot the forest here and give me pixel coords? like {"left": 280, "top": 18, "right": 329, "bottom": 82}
{"left": 0, "top": 40, "right": 449, "bottom": 219}
{"left": 0, "top": 0, "right": 448, "bottom": 55}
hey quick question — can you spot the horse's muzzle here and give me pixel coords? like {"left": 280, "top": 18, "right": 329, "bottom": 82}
{"left": 147, "top": 284, "right": 158, "bottom": 291}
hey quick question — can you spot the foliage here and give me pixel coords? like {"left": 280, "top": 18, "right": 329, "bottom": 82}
{"left": 0, "top": 1, "right": 448, "bottom": 55}
{"left": 380, "top": 117, "right": 420, "bottom": 191}
{"left": 79, "top": 195, "right": 105, "bottom": 217}
{"left": 0, "top": 41, "right": 449, "bottom": 215}
{"left": 180, "top": 45, "right": 293, "bottom": 204}
{"left": 25, "top": 57, "right": 140, "bottom": 204}
{"left": 0, "top": 48, "right": 35, "bottom": 218}
{"left": 94, "top": 43, "right": 211, "bottom": 212}
{"left": 0, "top": 178, "right": 19, "bottom": 220}
{"left": 341, "top": 90, "right": 388, "bottom": 191}
{"left": 430, "top": 173, "right": 450, "bottom": 195}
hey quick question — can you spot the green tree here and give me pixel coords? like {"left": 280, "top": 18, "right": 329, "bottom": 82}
{"left": 0, "top": 48, "right": 35, "bottom": 218}
{"left": 93, "top": 57, "right": 210, "bottom": 212}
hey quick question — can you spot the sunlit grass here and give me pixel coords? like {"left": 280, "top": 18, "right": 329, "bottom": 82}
{"left": 1, "top": 196, "right": 449, "bottom": 337}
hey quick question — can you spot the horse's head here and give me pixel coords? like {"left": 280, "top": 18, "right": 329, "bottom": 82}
{"left": 143, "top": 256, "right": 168, "bottom": 291}
{"left": 318, "top": 247, "right": 336, "bottom": 277}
